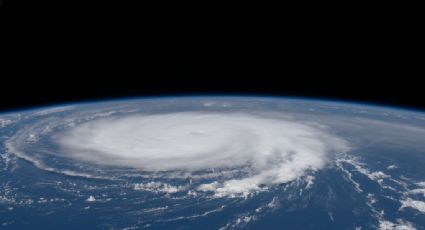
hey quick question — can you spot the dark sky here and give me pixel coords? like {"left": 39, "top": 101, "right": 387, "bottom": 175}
{"left": 1, "top": 2, "right": 424, "bottom": 112}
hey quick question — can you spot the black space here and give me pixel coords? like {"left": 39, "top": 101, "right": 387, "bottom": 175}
{"left": 1, "top": 2, "right": 424, "bottom": 112}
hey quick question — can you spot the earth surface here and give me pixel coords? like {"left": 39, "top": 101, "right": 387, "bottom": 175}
{"left": 1, "top": 97, "right": 425, "bottom": 230}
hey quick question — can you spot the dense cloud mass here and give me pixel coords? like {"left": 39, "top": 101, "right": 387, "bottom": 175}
{"left": 58, "top": 112, "right": 349, "bottom": 196}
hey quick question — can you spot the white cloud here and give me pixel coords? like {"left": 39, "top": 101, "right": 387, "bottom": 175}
{"left": 159, "top": 205, "right": 226, "bottom": 223}
{"left": 305, "top": 175, "right": 315, "bottom": 189}
{"left": 219, "top": 214, "right": 256, "bottom": 230}
{"left": 142, "top": 206, "right": 168, "bottom": 213}
{"left": 133, "top": 182, "right": 185, "bottom": 194}
{"left": 336, "top": 159, "right": 363, "bottom": 193}
{"left": 86, "top": 196, "right": 96, "bottom": 202}
{"left": 197, "top": 182, "right": 220, "bottom": 192}
{"left": 339, "top": 158, "right": 390, "bottom": 187}
{"left": 387, "top": 165, "right": 398, "bottom": 170}
{"left": 400, "top": 198, "right": 425, "bottom": 213}
{"left": 0, "top": 118, "right": 12, "bottom": 127}
{"left": 379, "top": 219, "right": 416, "bottom": 230}
{"left": 416, "top": 182, "right": 425, "bottom": 187}
{"left": 58, "top": 112, "right": 349, "bottom": 197}
{"left": 409, "top": 188, "right": 425, "bottom": 198}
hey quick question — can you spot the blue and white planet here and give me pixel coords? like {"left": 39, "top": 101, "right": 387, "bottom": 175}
{"left": 1, "top": 97, "right": 425, "bottom": 229}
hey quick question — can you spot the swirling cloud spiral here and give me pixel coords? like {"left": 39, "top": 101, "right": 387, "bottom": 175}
{"left": 58, "top": 112, "right": 349, "bottom": 196}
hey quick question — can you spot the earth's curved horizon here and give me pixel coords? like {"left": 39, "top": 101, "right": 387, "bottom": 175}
{"left": 3, "top": 96, "right": 425, "bottom": 115}
{"left": 1, "top": 97, "right": 425, "bottom": 229}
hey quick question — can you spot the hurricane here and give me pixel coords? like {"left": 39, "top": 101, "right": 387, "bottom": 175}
{"left": 57, "top": 112, "right": 348, "bottom": 197}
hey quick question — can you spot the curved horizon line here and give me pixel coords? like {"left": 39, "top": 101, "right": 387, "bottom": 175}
{"left": 1, "top": 94, "right": 424, "bottom": 115}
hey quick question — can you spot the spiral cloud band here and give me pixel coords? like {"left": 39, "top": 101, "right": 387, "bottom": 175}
{"left": 58, "top": 112, "right": 348, "bottom": 196}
